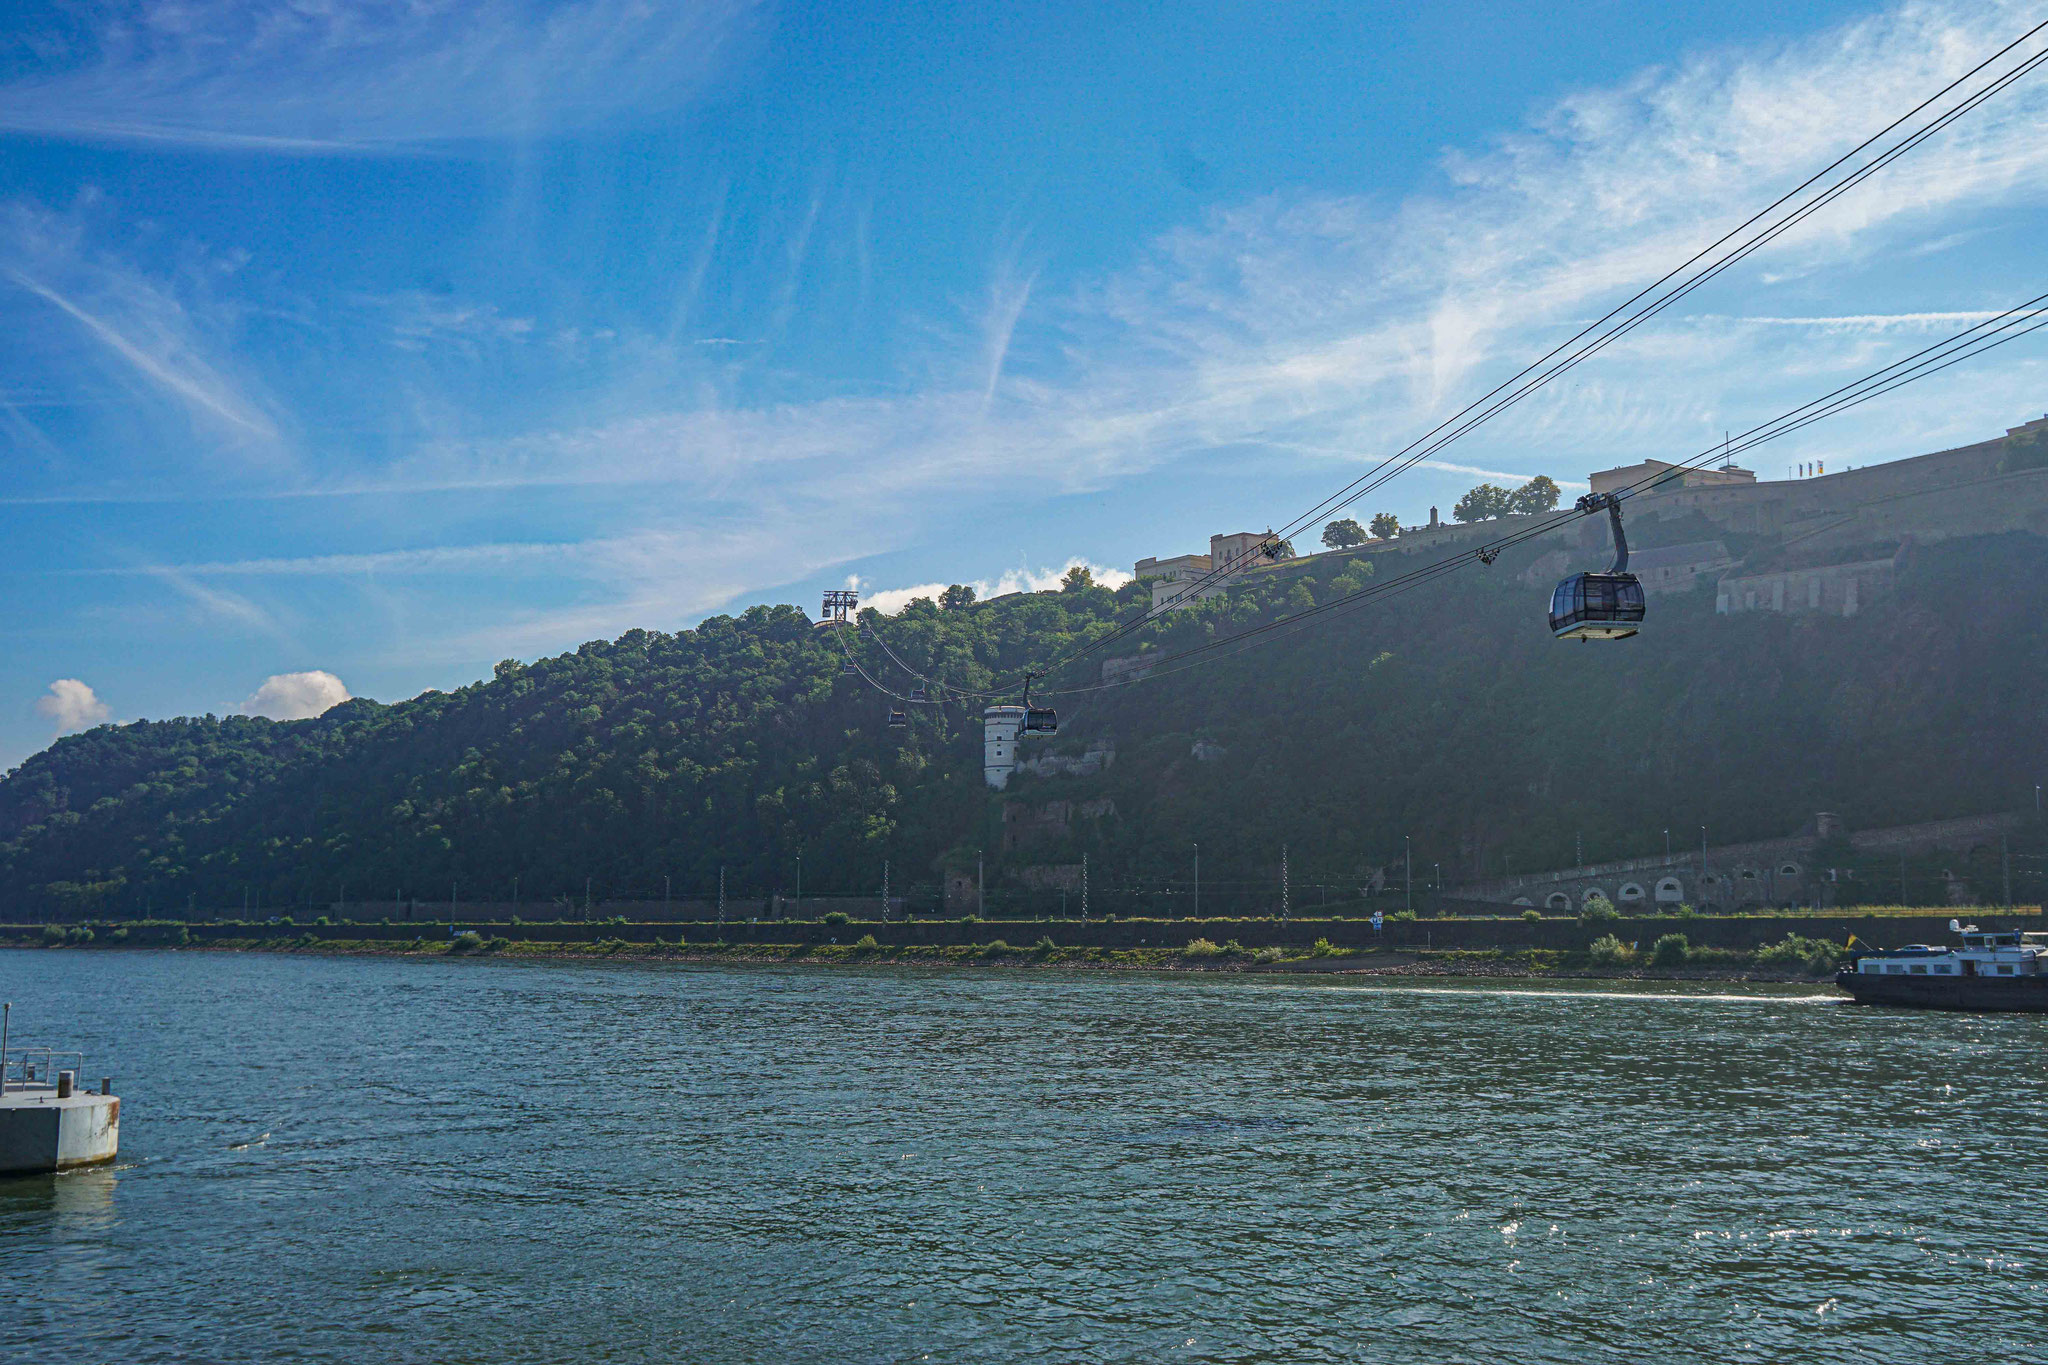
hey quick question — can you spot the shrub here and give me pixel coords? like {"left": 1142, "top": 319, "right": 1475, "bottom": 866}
{"left": 1182, "top": 937, "right": 1224, "bottom": 958}
{"left": 823, "top": 911, "right": 851, "bottom": 928}
{"left": 1522, "top": 908, "right": 1543, "bottom": 922}
{"left": 1310, "top": 937, "right": 1338, "bottom": 957}
{"left": 450, "top": 930, "right": 485, "bottom": 952}
{"left": 67, "top": 925, "right": 94, "bottom": 944}
{"left": 596, "top": 936, "right": 628, "bottom": 953}
{"left": 1253, "top": 946, "right": 1283, "bottom": 963}
{"left": 1390, "top": 909, "right": 1418, "bottom": 922}
{"left": 958, "top": 915, "right": 980, "bottom": 928}
{"left": 1222, "top": 939, "right": 1246, "bottom": 956}
{"left": 40, "top": 924, "right": 66, "bottom": 946}
{"left": 172, "top": 924, "right": 190, "bottom": 946}
{"left": 853, "top": 933, "right": 880, "bottom": 951}
{"left": 981, "top": 939, "right": 1012, "bottom": 956}
{"left": 1650, "top": 933, "right": 1691, "bottom": 968}
{"left": 1587, "top": 934, "right": 1632, "bottom": 966}
{"left": 1756, "top": 933, "right": 1842, "bottom": 975}
{"left": 1671, "top": 903, "right": 1700, "bottom": 920}
{"left": 1032, "top": 935, "right": 1057, "bottom": 956}
{"left": 109, "top": 926, "right": 130, "bottom": 943}
{"left": 314, "top": 915, "right": 331, "bottom": 927}
{"left": 1580, "top": 896, "right": 1620, "bottom": 924}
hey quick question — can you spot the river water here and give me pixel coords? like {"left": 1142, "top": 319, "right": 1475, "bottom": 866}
{"left": 3, "top": 951, "right": 2042, "bottom": 1363}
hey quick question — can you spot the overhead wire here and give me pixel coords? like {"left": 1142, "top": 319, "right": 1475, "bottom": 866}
{"left": 833, "top": 19, "right": 2048, "bottom": 710}
{"left": 1003, "top": 21, "right": 2048, "bottom": 688}
{"left": 1025, "top": 290, "right": 2048, "bottom": 696}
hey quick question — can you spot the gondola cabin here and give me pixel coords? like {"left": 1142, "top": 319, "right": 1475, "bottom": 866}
{"left": 887, "top": 710, "right": 908, "bottom": 728}
{"left": 1023, "top": 708, "right": 1059, "bottom": 735}
{"left": 1549, "top": 572, "right": 1646, "bottom": 641}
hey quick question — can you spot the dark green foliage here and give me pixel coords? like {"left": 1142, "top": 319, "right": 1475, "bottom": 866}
{"left": 1032, "top": 935, "right": 1057, "bottom": 955}
{"left": 852, "top": 933, "right": 880, "bottom": 951}
{"left": 1650, "top": 932, "right": 1690, "bottom": 967}
{"left": 4, "top": 537, "right": 2048, "bottom": 921}
{"left": 1321, "top": 519, "right": 1367, "bottom": 550}
{"left": 1521, "top": 908, "right": 1543, "bottom": 922}
{"left": 1755, "top": 933, "right": 1843, "bottom": 975}
{"left": 1587, "top": 934, "right": 1631, "bottom": 966}
{"left": 822, "top": 911, "right": 851, "bottom": 927}
{"left": 1580, "top": 897, "right": 1620, "bottom": 925}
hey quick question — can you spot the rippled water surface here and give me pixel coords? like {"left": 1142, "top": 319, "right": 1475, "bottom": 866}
{"left": 4, "top": 951, "right": 2045, "bottom": 1362}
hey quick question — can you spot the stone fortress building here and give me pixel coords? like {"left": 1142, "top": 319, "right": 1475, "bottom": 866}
{"left": 1134, "top": 412, "right": 2048, "bottom": 623}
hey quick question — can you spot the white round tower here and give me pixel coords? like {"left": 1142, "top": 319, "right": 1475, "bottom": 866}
{"left": 983, "top": 705, "right": 1025, "bottom": 789}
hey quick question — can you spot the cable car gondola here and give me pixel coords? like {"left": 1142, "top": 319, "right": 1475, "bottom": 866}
{"left": 840, "top": 661, "right": 858, "bottom": 677}
{"left": 1549, "top": 492, "right": 1645, "bottom": 641}
{"left": 887, "top": 709, "right": 908, "bottom": 728}
{"left": 908, "top": 684, "right": 927, "bottom": 704}
{"left": 1020, "top": 673, "right": 1057, "bottom": 735}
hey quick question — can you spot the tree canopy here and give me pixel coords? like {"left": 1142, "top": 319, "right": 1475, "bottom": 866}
{"left": 1321, "top": 518, "right": 1367, "bottom": 549}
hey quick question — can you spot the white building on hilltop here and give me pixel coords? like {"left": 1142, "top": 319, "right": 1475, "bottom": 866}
{"left": 1135, "top": 531, "right": 1275, "bottom": 614}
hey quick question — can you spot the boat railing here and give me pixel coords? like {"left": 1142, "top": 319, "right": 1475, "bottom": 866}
{"left": 1, "top": 1048, "right": 89, "bottom": 1096}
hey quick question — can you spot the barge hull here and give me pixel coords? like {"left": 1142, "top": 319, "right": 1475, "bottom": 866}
{"left": 1835, "top": 971, "right": 2048, "bottom": 1012}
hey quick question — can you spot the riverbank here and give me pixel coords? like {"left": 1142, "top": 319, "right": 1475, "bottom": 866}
{"left": 3, "top": 928, "right": 1846, "bottom": 983}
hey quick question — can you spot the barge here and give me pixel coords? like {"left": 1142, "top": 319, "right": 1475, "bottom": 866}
{"left": 1836, "top": 921, "right": 2048, "bottom": 1012}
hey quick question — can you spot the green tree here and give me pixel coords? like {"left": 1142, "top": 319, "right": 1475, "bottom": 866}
{"left": 1321, "top": 518, "right": 1367, "bottom": 550}
{"left": 939, "top": 584, "right": 977, "bottom": 609}
{"left": 1453, "top": 484, "right": 1514, "bottom": 523}
{"left": 1060, "top": 565, "right": 1094, "bottom": 592}
{"left": 1509, "top": 475, "right": 1561, "bottom": 515}
{"left": 1368, "top": 512, "right": 1401, "bottom": 541}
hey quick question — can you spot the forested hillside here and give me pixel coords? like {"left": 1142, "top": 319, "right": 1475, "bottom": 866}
{"left": 6, "top": 533, "right": 2047, "bottom": 919}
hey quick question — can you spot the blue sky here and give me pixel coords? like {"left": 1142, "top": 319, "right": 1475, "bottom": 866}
{"left": 4, "top": 0, "right": 2046, "bottom": 769}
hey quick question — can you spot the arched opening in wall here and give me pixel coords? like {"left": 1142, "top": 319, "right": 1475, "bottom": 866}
{"left": 1547, "top": 893, "right": 1571, "bottom": 911}
{"left": 1778, "top": 863, "right": 1800, "bottom": 879}
{"left": 1655, "top": 877, "right": 1684, "bottom": 903}
{"left": 1513, "top": 897, "right": 1534, "bottom": 907}
{"left": 1618, "top": 882, "right": 1646, "bottom": 905}
{"left": 1581, "top": 887, "right": 1610, "bottom": 906}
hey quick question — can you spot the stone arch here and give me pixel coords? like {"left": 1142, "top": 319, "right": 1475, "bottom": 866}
{"left": 1655, "top": 877, "right": 1684, "bottom": 903}
{"left": 1581, "top": 886, "right": 1610, "bottom": 906}
{"left": 1778, "top": 862, "right": 1801, "bottom": 879}
{"left": 1546, "top": 892, "right": 1571, "bottom": 911}
{"left": 1617, "top": 882, "right": 1646, "bottom": 904}
{"left": 1512, "top": 896, "right": 1534, "bottom": 907}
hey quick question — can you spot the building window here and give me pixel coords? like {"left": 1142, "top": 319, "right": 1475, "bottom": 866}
{"left": 1655, "top": 878, "right": 1684, "bottom": 903}
{"left": 1618, "top": 882, "right": 1646, "bottom": 903}
{"left": 1779, "top": 863, "right": 1800, "bottom": 878}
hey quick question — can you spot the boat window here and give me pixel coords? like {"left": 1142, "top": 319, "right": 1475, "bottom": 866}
{"left": 1909, "top": 964, "right": 1928, "bottom": 974}
{"left": 1933, "top": 964, "right": 1953, "bottom": 974}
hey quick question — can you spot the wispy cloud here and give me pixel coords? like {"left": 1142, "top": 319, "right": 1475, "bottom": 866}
{"left": 0, "top": 200, "right": 285, "bottom": 458}
{"left": 0, "top": 0, "right": 766, "bottom": 151}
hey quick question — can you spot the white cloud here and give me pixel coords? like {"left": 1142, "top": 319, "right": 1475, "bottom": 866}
{"left": 862, "top": 561, "right": 1133, "bottom": 616}
{"left": 34, "top": 679, "right": 111, "bottom": 734}
{"left": 0, "top": 200, "right": 285, "bottom": 458}
{"left": 238, "top": 671, "right": 351, "bottom": 721}
{"left": 0, "top": 0, "right": 764, "bottom": 151}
